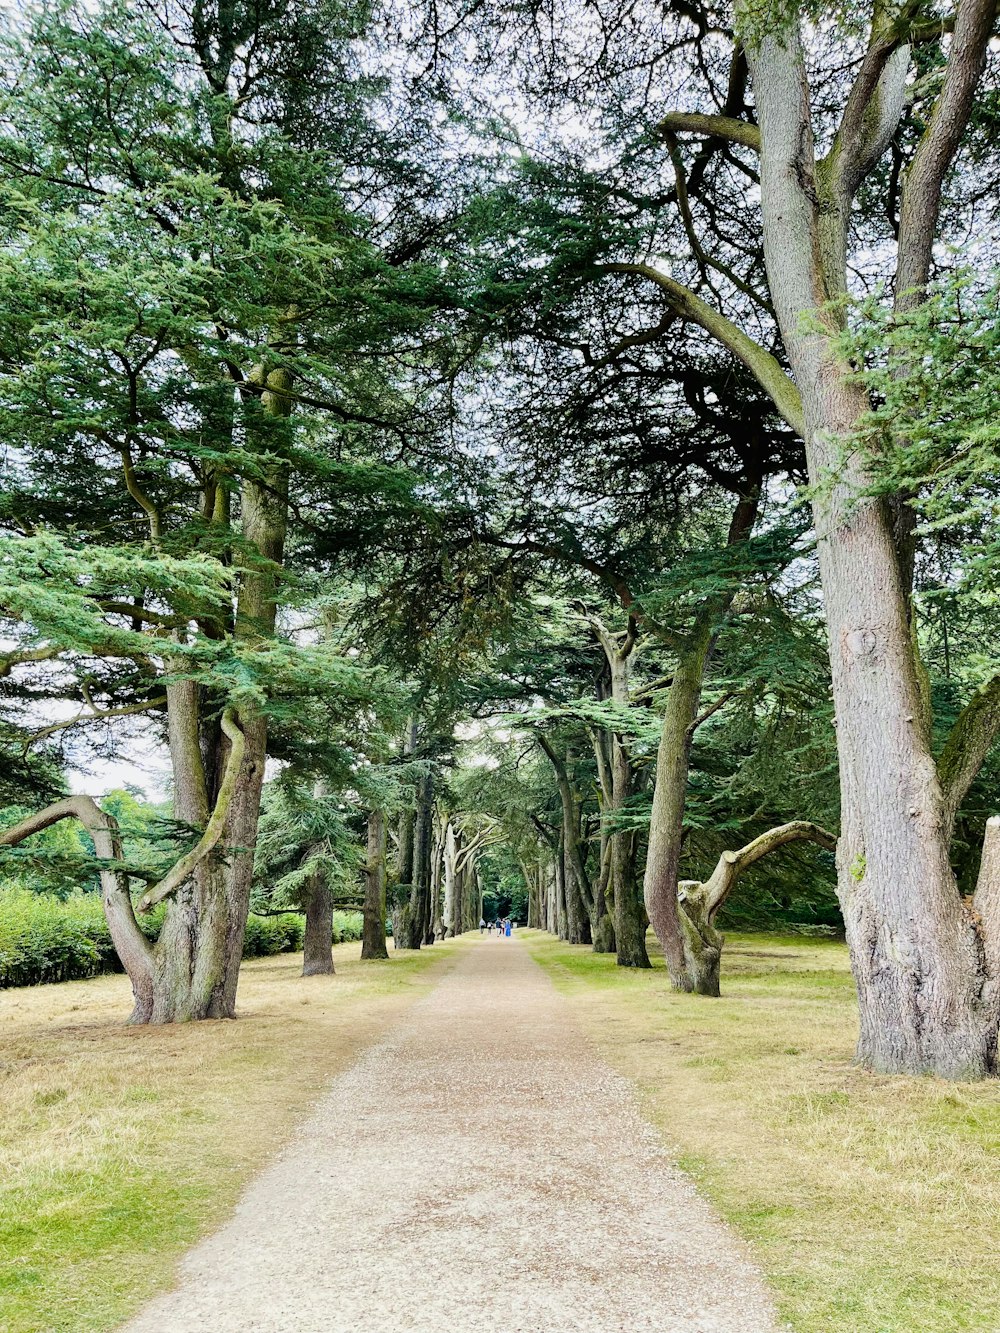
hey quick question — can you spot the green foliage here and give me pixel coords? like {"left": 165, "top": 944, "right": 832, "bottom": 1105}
{"left": 0, "top": 889, "right": 307, "bottom": 988}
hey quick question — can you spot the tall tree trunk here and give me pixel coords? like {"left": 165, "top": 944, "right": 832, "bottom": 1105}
{"left": 556, "top": 842, "right": 568, "bottom": 940}
{"left": 443, "top": 822, "right": 458, "bottom": 936}
{"left": 587, "top": 620, "right": 649, "bottom": 968}
{"left": 302, "top": 866, "right": 334, "bottom": 976}
{"left": 403, "top": 771, "right": 433, "bottom": 949}
{"left": 745, "top": 13, "right": 1000, "bottom": 1075}
{"left": 301, "top": 779, "right": 334, "bottom": 976}
{"left": 539, "top": 738, "right": 593, "bottom": 943}
{"left": 392, "top": 803, "right": 416, "bottom": 948}
{"left": 361, "top": 809, "right": 389, "bottom": 960}
{"left": 642, "top": 487, "right": 760, "bottom": 987}
{"left": 642, "top": 620, "right": 716, "bottom": 988}
{"left": 431, "top": 819, "right": 446, "bottom": 941}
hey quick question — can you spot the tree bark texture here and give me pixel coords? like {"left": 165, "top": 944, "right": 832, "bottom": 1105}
{"left": 745, "top": 11, "right": 1000, "bottom": 1075}
{"left": 361, "top": 809, "right": 389, "bottom": 960}
{"left": 302, "top": 866, "right": 335, "bottom": 975}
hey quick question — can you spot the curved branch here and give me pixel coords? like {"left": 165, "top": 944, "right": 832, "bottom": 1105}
{"left": 0, "top": 796, "right": 154, "bottom": 1020}
{"left": 701, "top": 820, "right": 837, "bottom": 918}
{"left": 120, "top": 444, "right": 164, "bottom": 543}
{"left": 598, "top": 263, "right": 805, "bottom": 436}
{"left": 937, "top": 675, "right": 1000, "bottom": 842}
{"left": 137, "top": 709, "right": 245, "bottom": 912}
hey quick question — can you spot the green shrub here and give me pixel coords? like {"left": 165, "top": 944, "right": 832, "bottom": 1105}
{"left": 332, "top": 910, "right": 363, "bottom": 944}
{"left": 241, "top": 912, "right": 304, "bottom": 958}
{"left": 0, "top": 889, "right": 309, "bottom": 988}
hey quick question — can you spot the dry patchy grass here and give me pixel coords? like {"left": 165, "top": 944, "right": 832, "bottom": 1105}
{"left": 1, "top": 935, "right": 470, "bottom": 1333}
{"left": 523, "top": 929, "right": 1000, "bottom": 1333}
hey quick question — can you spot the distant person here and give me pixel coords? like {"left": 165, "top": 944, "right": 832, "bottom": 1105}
{"left": 479, "top": 916, "right": 486, "bottom": 934}
{"left": 504, "top": 918, "right": 511, "bottom": 938}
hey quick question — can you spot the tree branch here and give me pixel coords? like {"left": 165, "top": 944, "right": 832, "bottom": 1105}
{"left": 119, "top": 444, "right": 164, "bottom": 543}
{"left": 937, "top": 675, "right": 1000, "bottom": 842}
{"left": 701, "top": 820, "right": 837, "bottom": 918}
{"left": 657, "top": 112, "right": 761, "bottom": 152}
{"left": 22, "top": 693, "right": 167, "bottom": 751}
{"left": 895, "top": 0, "right": 996, "bottom": 309}
{"left": 137, "top": 709, "right": 245, "bottom": 911}
{"left": 0, "top": 796, "right": 154, "bottom": 1019}
{"left": 0, "top": 645, "right": 60, "bottom": 678}
{"left": 598, "top": 263, "right": 805, "bottom": 436}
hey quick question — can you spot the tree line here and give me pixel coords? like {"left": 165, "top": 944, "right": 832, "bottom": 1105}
{"left": 2, "top": 0, "right": 1000, "bottom": 1079}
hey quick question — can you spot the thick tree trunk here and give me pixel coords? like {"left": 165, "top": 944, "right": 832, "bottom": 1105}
{"left": 642, "top": 630, "right": 712, "bottom": 987}
{"left": 747, "top": 20, "right": 1000, "bottom": 1075}
{"left": 403, "top": 772, "right": 433, "bottom": 949}
{"left": 555, "top": 845, "right": 568, "bottom": 940}
{"left": 607, "top": 652, "right": 649, "bottom": 968}
{"left": 302, "top": 867, "right": 334, "bottom": 975}
{"left": 361, "top": 809, "right": 389, "bottom": 960}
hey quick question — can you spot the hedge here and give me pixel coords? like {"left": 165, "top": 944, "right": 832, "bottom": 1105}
{"left": 0, "top": 889, "right": 363, "bottom": 989}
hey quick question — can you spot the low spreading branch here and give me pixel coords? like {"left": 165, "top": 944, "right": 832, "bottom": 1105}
{"left": 0, "top": 795, "right": 154, "bottom": 1019}
{"left": 693, "top": 820, "right": 838, "bottom": 921}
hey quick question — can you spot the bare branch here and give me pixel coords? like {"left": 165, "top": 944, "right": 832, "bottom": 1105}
{"left": 22, "top": 693, "right": 167, "bottom": 751}
{"left": 701, "top": 820, "right": 837, "bottom": 918}
{"left": 656, "top": 112, "right": 761, "bottom": 152}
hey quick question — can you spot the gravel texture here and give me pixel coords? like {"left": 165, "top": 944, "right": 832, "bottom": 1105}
{"left": 122, "top": 935, "right": 780, "bottom": 1332}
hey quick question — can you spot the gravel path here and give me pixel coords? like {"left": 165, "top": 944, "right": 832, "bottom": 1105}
{"left": 123, "top": 935, "right": 780, "bottom": 1332}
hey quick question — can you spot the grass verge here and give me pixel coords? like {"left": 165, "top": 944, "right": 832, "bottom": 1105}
{"left": 522, "top": 928, "right": 1000, "bottom": 1333}
{"left": 0, "top": 935, "right": 469, "bottom": 1333}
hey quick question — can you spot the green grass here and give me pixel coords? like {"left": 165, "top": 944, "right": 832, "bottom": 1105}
{"left": 522, "top": 928, "right": 1000, "bottom": 1333}
{"left": 0, "top": 935, "right": 469, "bottom": 1333}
